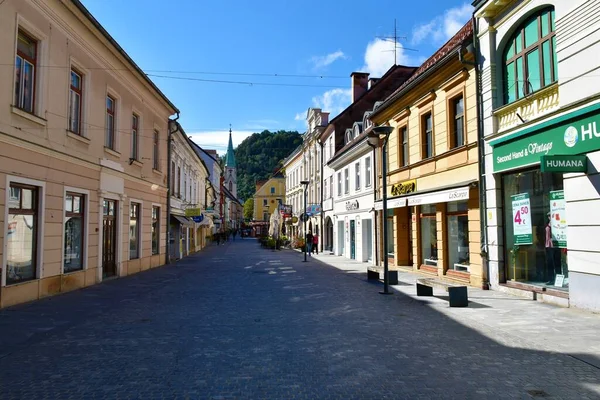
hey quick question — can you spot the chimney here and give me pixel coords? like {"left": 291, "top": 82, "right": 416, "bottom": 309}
{"left": 351, "top": 72, "right": 369, "bottom": 103}
{"left": 368, "top": 78, "right": 380, "bottom": 89}
{"left": 321, "top": 112, "right": 330, "bottom": 126}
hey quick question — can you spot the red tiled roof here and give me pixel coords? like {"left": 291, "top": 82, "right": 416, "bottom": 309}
{"left": 373, "top": 20, "right": 473, "bottom": 115}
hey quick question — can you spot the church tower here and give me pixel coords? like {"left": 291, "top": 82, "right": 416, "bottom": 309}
{"left": 224, "top": 127, "right": 237, "bottom": 198}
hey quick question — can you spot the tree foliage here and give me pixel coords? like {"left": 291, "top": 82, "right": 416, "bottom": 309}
{"left": 243, "top": 198, "right": 254, "bottom": 221}
{"left": 235, "top": 130, "right": 302, "bottom": 202}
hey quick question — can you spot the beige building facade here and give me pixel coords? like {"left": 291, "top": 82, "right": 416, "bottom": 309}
{"left": 370, "top": 22, "right": 485, "bottom": 288}
{"left": 0, "top": 0, "right": 177, "bottom": 308}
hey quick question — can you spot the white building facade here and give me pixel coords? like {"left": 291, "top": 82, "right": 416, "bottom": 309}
{"left": 475, "top": 0, "right": 600, "bottom": 311}
{"left": 283, "top": 146, "right": 303, "bottom": 239}
{"left": 328, "top": 122, "right": 375, "bottom": 264}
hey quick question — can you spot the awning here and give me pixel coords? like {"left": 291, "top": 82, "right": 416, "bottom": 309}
{"left": 171, "top": 215, "right": 194, "bottom": 227}
{"left": 374, "top": 197, "right": 407, "bottom": 211}
{"left": 196, "top": 217, "right": 212, "bottom": 227}
{"left": 374, "top": 180, "right": 476, "bottom": 209}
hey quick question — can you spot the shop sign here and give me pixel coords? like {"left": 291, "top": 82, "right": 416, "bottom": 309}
{"left": 374, "top": 197, "right": 407, "bottom": 211}
{"left": 511, "top": 193, "right": 532, "bottom": 245}
{"left": 407, "top": 186, "right": 469, "bottom": 206}
{"left": 540, "top": 155, "right": 587, "bottom": 173}
{"left": 185, "top": 208, "right": 202, "bottom": 217}
{"left": 291, "top": 216, "right": 299, "bottom": 223}
{"left": 280, "top": 204, "right": 293, "bottom": 217}
{"left": 549, "top": 190, "right": 567, "bottom": 248}
{"left": 306, "top": 204, "right": 321, "bottom": 216}
{"left": 491, "top": 104, "right": 600, "bottom": 173}
{"left": 191, "top": 214, "right": 204, "bottom": 223}
{"left": 345, "top": 200, "right": 359, "bottom": 211}
{"left": 391, "top": 179, "right": 417, "bottom": 196}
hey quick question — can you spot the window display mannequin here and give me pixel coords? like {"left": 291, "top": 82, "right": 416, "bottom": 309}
{"left": 545, "top": 212, "right": 561, "bottom": 284}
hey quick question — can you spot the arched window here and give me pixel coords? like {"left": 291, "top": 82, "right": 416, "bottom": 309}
{"left": 503, "top": 7, "right": 557, "bottom": 104}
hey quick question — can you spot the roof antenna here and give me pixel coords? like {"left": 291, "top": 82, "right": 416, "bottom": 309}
{"left": 377, "top": 18, "right": 418, "bottom": 65}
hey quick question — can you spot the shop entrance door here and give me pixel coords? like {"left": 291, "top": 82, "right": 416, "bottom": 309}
{"left": 350, "top": 220, "right": 356, "bottom": 259}
{"left": 102, "top": 199, "right": 117, "bottom": 278}
{"left": 363, "top": 219, "right": 373, "bottom": 262}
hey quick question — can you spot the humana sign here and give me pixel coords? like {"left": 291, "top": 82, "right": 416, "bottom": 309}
{"left": 540, "top": 155, "right": 587, "bottom": 173}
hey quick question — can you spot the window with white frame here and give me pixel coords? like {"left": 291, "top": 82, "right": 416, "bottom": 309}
{"left": 365, "top": 156, "right": 372, "bottom": 187}
{"left": 131, "top": 114, "right": 139, "bottom": 161}
{"left": 14, "top": 30, "right": 37, "bottom": 114}
{"left": 69, "top": 69, "right": 83, "bottom": 134}
{"left": 329, "top": 175, "right": 333, "bottom": 199}
{"left": 355, "top": 162, "right": 361, "bottom": 191}
{"left": 344, "top": 168, "right": 349, "bottom": 194}
{"left": 337, "top": 172, "right": 342, "bottom": 196}
{"left": 105, "top": 95, "right": 116, "bottom": 149}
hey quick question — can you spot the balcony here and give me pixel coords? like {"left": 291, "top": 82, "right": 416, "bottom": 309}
{"left": 494, "top": 84, "right": 559, "bottom": 134}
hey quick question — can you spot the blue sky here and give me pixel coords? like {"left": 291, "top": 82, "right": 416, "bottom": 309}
{"left": 81, "top": 0, "right": 473, "bottom": 154}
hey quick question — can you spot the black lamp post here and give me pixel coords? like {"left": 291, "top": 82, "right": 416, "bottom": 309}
{"left": 300, "top": 180, "right": 309, "bottom": 262}
{"left": 367, "top": 125, "right": 394, "bottom": 295}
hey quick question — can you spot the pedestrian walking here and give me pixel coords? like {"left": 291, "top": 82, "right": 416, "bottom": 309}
{"left": 214, "top": 233, "right": 220, "bottom": 246}
{"left": 306, "top": 231, "right": 313, "bottom": 257}
{"left": 312, "top": 234, "right": 319, "bottom": 255}
{"left": 233, "top": 229, "right": 237, "bottom": 241}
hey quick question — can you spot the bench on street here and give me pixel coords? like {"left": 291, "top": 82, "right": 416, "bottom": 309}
{"left": 416, "top": 278, "right": 468, "bottom": 307}
{"left": 367, "top": 266, "right": 398, "bottom": 285}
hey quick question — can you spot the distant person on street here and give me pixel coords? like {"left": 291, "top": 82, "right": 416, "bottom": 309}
{"left": 312, "top": 234, "right": 319, "bottom": 255}
{"left": 306, "top": 231, "right": 313, "bottom": 257}
{"left": 233, "top": 229, "right": 237, "bottom": 241}
{"left": 214, "top": 233, "right": 220, "bottom": 245}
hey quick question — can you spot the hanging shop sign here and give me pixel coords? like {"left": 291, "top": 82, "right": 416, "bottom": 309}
{"left": 491, "top": 104, "right": 600, "bottom": 173}
{"left": 291, "top": 216, "right": 299, "bottom": 224}
{"left": 511, "top": 193, "right": 532, "bottom": 245}
{"left": 391, "top": 179, "right": 417, "bottom": 196}
{"left": 280, "top": 204, "right": 293, "bottom": 217}
{"left": 540, "top": 155, "right": 587, "bottom": 173}
{"left": 345, "top": 200, "right": 359, "bottom": 211}
{"left": 306, "top": 204, "right": 322, "bottom": 216}
{"left": 549, "top": 190, "right": 567, "bottom": 248}
{"left": 185, "top": 208, "right": 202, "bottom": 217}
{"left": 191, "top": 214, "right": 205, "bottom": 223}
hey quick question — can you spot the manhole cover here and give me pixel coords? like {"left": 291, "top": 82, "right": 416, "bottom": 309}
{"left": 526, "top": 389, "right": 549, "bottom": 397}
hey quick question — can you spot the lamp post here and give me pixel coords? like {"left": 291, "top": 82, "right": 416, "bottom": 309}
{"left": 300, "top": 180, "right": 309, "bottom": 262}
{"left": 367, "top": 125, "right": 394, "bottom": 295}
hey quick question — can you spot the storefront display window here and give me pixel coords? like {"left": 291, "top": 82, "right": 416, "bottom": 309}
{"left": 420, "top": 204, "right": 437, "bottom": 266}
{"left": 502, "top": 169, "right": 568, "bottom": 290}
{"left": 386, "top": 209, "right": 394, "bottom": 257}
{"left": 447, "top": 201, "right": 469, "bottom": 271}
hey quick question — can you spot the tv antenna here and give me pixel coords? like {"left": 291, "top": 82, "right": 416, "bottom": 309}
{"left": 377, "top": 18, "right": 418, "bottom": 64}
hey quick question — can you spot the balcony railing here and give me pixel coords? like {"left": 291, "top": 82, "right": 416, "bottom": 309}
{"left": 494, "top": 84, "right": 559, "bottom": 134}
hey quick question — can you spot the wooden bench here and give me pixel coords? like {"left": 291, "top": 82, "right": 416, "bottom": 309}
{"left": 416, "top": 278, "right": 468, "bottom": 307}
{"left": 367, "top": 266, "right": 398, "bottom": 285}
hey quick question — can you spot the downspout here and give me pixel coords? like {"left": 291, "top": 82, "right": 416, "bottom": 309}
{"left": 319, "top": 139, "right": 324, "bottom": 253}
{"left": 459, "top": 18, "right": 490, "bottom": 289}
{"left": 372, "top": 145, "right": 379, "bottom": 267}
{"left": 166, "top": 112, "right": 180, "bottom": 265}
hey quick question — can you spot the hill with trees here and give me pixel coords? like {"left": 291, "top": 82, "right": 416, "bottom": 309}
{"left": 234, "top": 130, "right": 302, "bottom": 202}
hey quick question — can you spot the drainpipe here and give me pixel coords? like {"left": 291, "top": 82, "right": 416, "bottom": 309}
{"left": 319, "top": 139, "right": 324, "bottom": 253}
{"left": 166, "top": 112, "right": 180, "bottom": 265}
{"left": 460, "top": 18, "right": 490, "bottom": 290}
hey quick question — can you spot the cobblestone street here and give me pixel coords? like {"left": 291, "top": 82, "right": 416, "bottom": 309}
{"left": 1, "top": 239, "right": 600, "bottom": 399}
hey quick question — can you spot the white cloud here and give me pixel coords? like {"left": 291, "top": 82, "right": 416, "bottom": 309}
{"left": 294, "top": 113, "right": 304, "bottom": 121}
{"left": 188, "top": 130, "right": 254, "bottom": 155}
{"left": 411, "top": 3, "right": 472, "bottom": 45}
{"left": 310, "top": 50, "right": 346, "bottom": 70}
{"left": 360, "top": 38, "right": 421, "bottom": 78}
{"left": 311, "top": 88, "right": 352, "bottom": 118}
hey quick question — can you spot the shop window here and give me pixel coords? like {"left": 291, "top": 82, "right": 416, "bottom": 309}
{"left": 502, "top": 169, "right": 567, "bottom": 289}
{"left": 129, "top": 202, "right": 140, "bottom": 259}
{"left": 152, "top": 206, "right": 160, "bottom": 255}
{"left": 503, "top": 8, "right": 556, "bottom": 104}
{"left": 420, "top": 204, "right": 437, "bottom": 266}
{"left": 446, "top": 201, "right": 469, "bottom": 272}
{"left": 7, "top": 184, "right": 38, "bottom": 284}
{"left": 386, "top": 209, "right": 394, "bottom": 257}
{"left": 64, "top": 193, "right": 85, "bottom": 272}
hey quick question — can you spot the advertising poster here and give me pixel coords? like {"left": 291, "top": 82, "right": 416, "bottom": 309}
{"left": 550, "top": 190, "right": 567, "bottom": 248}
{"left": 511, "top": 193, "right": 532, "bottom": 245}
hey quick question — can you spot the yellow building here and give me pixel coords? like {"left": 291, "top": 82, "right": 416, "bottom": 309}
{"left": 370, "top": 21, "right": 485, "bottom": 288}
{"left": 253, "top": 174, "right": 285, "bottom": 236}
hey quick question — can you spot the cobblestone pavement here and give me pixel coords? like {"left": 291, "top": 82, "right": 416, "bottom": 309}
{"left": 1, "top": 240, "right": 600, "bottom": 399}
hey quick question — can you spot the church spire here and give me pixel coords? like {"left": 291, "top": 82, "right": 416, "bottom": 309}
{"left": 225, "top": 125, "right": 236, "bottom": 167}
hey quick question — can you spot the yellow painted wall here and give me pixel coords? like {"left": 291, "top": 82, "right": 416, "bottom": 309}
{"left": 253, "top": 177, "right": 285, "bottom": 221}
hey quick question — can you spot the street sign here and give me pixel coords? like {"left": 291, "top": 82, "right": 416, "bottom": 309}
{"left": 300, "top": 213, "right": 309, "bottom": 222}
{"left": 191, "top": 215, "right": 204, "bottom": 223}
{"left": 185, "top": 208, "right": 202, "bottom": 217}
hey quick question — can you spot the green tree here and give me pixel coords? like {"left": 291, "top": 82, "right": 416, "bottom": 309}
{"left": 235, "top": 130, "right": 302, "bottom": 202}
{"left": 243, "top": 198, "right": 254, "bottom": 221}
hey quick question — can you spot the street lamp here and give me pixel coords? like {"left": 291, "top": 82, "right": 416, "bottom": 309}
{"left": 300, "top": 180, "right": 309, "bottom": 262}
{"left": 367, "top": 125, "right": 394, "bottom": 295}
